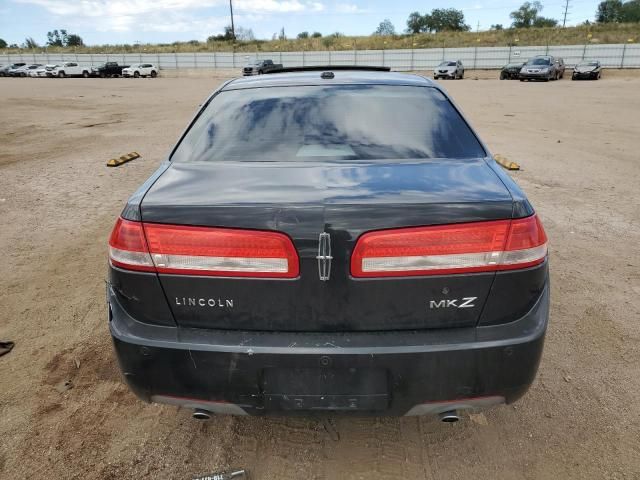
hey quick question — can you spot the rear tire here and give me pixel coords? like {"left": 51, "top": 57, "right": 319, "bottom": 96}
{"left": 100, "top": 72, "right": 106, "bottom": 78}
{"left": 500, "top": 72, "right": 507, "bottom": 80}
{"left": 134, "top": 71, "right": 140, "bottom": 78}
{"left": 82, "top": 71, "right": 89, "bottom": 78}
{"left": 150, "top": 70, "right": 157, "bottom": 78}
{"left": 58, "top": 71, "right": 65, "bottom": 78}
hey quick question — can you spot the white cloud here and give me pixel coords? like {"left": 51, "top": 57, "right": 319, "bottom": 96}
{"left": 335, "top": 3, "right": 362, "bottom": 13}
{"left": 13, "top": 0, "right": 326, "bottom": 36}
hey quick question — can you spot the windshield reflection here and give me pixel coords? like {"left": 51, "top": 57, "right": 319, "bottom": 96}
{"left": 172, "top": 85, "right": 486, "bottom": 163}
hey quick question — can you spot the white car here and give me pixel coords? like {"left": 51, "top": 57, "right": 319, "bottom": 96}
{"left": 31, "top": 65, "right": 49, "bottom": 77}
{"left": 25, "top": 64, "right": 45, "bottom": 77}
{"left": 49, "top": 62, "right": 91, "bottom": 78}
{"left": 122, "top": 63, "right": 158, "bottom": 78}
{"left": 9, "top": 64, "right": 29, "bottom": 76}
{"left": 39, "top": 65, "right": 59, "bottom": 77}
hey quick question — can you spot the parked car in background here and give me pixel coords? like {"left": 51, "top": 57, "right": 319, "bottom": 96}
{"left": 9, "top": 64, "right": 30, "bottom": 77}
{"left": 22, "top": 64, "right": 44, "bottom": 77}
{"left": 122, "top": 63, "right": 158, "bottom": 78}
{"left": 49, "top": 62, "right": 91, "bottom": 78}
{"left": 0, "top": 63, "right": 26, "bottom": 76}
{"left": 41, "top": 65, "right": 59, "bottom": 77}
{"left": 30, "top": 65, "right": 51, "bottom": 77}
{"left": 91, "top": 62, "right": 130, "bottom": 78}
{"left": 433, "top": 60, "right": 464, "bottom": 80}
{"left": 500, "top": 62, "right": 525, "bottom": 80}
{"left": 572, "top": 60, "right": 602, "bottom": 80}
{"left": 519, "top": 56, "right": 564, "bottom": 81}
{"left": 107, "top": 67, "right": 549, "bottom": 420}
{"left": 28, "top": 65, "right": 43, "bottom": 77}
{"left": 242, "top": 59, "right": 283, "bottom": 76}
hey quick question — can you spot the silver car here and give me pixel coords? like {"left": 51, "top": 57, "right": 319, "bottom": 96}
{"left": 434, "top": 60, "right": 464, "bottom": 80}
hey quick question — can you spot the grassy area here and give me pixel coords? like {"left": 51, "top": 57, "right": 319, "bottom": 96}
{"left": 3, "top": 24, "right": 638, "bottom": 54}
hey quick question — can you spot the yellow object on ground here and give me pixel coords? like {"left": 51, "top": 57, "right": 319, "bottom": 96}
{"left": 493, "top": 154, "right": 520, "bottom": 171}
{"left": 107, "top": 152, "right": 140, "bottom": 167}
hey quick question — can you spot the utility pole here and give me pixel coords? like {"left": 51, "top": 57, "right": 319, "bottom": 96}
{"left": 229, "top": 0, "right": 236, "bottom": 40}
{"left": 562, "top": 0, "right": 571, "bottom": 27}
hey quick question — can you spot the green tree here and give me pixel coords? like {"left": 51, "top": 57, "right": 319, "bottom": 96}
{"left": 46, "top": 29, "right": 81, "bottom": 47}
{"left": 490, "top": 23, "right": 504, "bottom": 30}
{"left": 311, "top": 31, "right": 322, "bottom": 38}
{"left": 207, "top": 26, "right": 235, "bottom": 42}
{"left": 24, "top": 37, "right": 39, "bottom": 48}
{"left": 47, "top": 29, "right": 64, "bottom": 47}
{"left": 426, "top": 8, "right": 470, "bottom": 32}
{"left": 596, "top": 0, "right": 624, "bottom": 21}
{"left": 235, "top": 27, "right": 254, "bottom": 41}
{"left": 596, "top": 0, "right": 640, "bottom": 22}
{"left": 297, "top": 31, "right": 309, "bottom": 39}
{"left": 533, "top": 16, "right": 559, "bottom": 26}
{"left": 406, "top": 12, "right": 425, "bottom": 33}
{"left": 0, "top": 38, "right": 7, "bottom": 48}
{"left": 374, "top": 19, "right": 396, "bottom": 36}
{"left": 66, "top": 34, "right": 84, "bottom": 47}
{"left": 510, "top": 1, "right": 558, "bottom": 28}
{"left": 620, "top": 0, "right": 640, "bottom": 21}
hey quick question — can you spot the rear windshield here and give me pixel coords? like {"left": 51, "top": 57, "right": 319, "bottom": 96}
{"left": 528, "top": 58, "right": 551, "bottom": 66}
{"left": 171, "top": 85, "right": 485, "bottom": 162}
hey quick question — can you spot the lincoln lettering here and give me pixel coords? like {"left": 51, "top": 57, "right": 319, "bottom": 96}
{"left": 175, "top": 297, "right": 234, "bottom": 308}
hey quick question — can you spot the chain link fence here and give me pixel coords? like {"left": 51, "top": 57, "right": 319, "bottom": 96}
{"left": 2, "top": 43, "right": 639, "bottom": 71}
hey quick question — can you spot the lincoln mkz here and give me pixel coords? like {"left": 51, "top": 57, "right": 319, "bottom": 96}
{"left": 107, "top": 66, "right": 550, "bottom": 420}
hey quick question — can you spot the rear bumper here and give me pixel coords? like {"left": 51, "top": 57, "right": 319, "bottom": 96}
{"left": 519, "top": 72, "right": 550, "bottom": 80}
{"left": 572, "top": 71, "right": 597, "bottom": 79}
{"left": 109, "top": 283, "right": 549, "bottom": 416}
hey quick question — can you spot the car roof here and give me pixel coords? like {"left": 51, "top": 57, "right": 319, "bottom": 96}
{"left": 222, "top": 70, "right": 435, "bottom": 91}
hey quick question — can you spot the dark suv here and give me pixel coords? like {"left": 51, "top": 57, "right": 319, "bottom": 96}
{"left": 520, "top": 56, "right": 565, "bottom": 81}
{"left": 108, "top": 67, "right": 549, "bottom": 420}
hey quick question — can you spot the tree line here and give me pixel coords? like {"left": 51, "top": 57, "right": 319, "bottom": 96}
{"left": 397, "top": 0, "right": 639, "bottom": 35}
{"left": 1, "top": 1, "right": 638, "bottom": 50}
{"left": 0, "top": 29, "right": 84, "bottom": 49}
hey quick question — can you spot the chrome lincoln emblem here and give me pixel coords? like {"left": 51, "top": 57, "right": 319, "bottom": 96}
{"left": 316, "top": 232, "right": 333, "bottom": 281}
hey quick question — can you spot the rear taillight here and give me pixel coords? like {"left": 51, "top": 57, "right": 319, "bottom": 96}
{"left": 351, "top": 214, "right": 547, "bottom": 278}
{"left": 108, "top": 218, "right": 299, "bottom": 278}
{"left": 108, "top": 218, "right": 155, "bottom": 272}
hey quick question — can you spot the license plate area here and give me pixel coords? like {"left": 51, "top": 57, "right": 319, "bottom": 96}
{"left": 262, "top": 368, "right": 389, "bottom": 412}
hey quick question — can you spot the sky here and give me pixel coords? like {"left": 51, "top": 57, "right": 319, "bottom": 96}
{"left": 0, "top": 0, "right": 602, "bottom": 45}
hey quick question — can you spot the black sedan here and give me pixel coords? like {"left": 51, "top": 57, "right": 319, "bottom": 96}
{"left": 107, "top": 67, "right": 549, "bottom": 420}
{"left": 500, "top": 62, "right": 525, "bottom": 80}
{"left": 572, "top": 61, "right": 602, "bottom": 80}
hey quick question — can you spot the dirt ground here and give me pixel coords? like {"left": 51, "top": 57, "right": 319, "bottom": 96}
{"left": 1, "top": 71, "right": 639, "bottom": 480}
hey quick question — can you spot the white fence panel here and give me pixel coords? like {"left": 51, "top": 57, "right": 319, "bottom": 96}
{"left": 3, "top": 43, "right": 639, "bottom": 71}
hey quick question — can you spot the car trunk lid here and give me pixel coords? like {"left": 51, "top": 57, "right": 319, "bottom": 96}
{"left": 140, "top": 159, "right": 513, "bottom": 332}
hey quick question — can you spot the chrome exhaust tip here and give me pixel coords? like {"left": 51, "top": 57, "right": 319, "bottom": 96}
{"left": 192, "top": 408, "right": 212, "bottom": 420}
{"left": 439, "top": 410, "right": 460, "bottom": 423}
